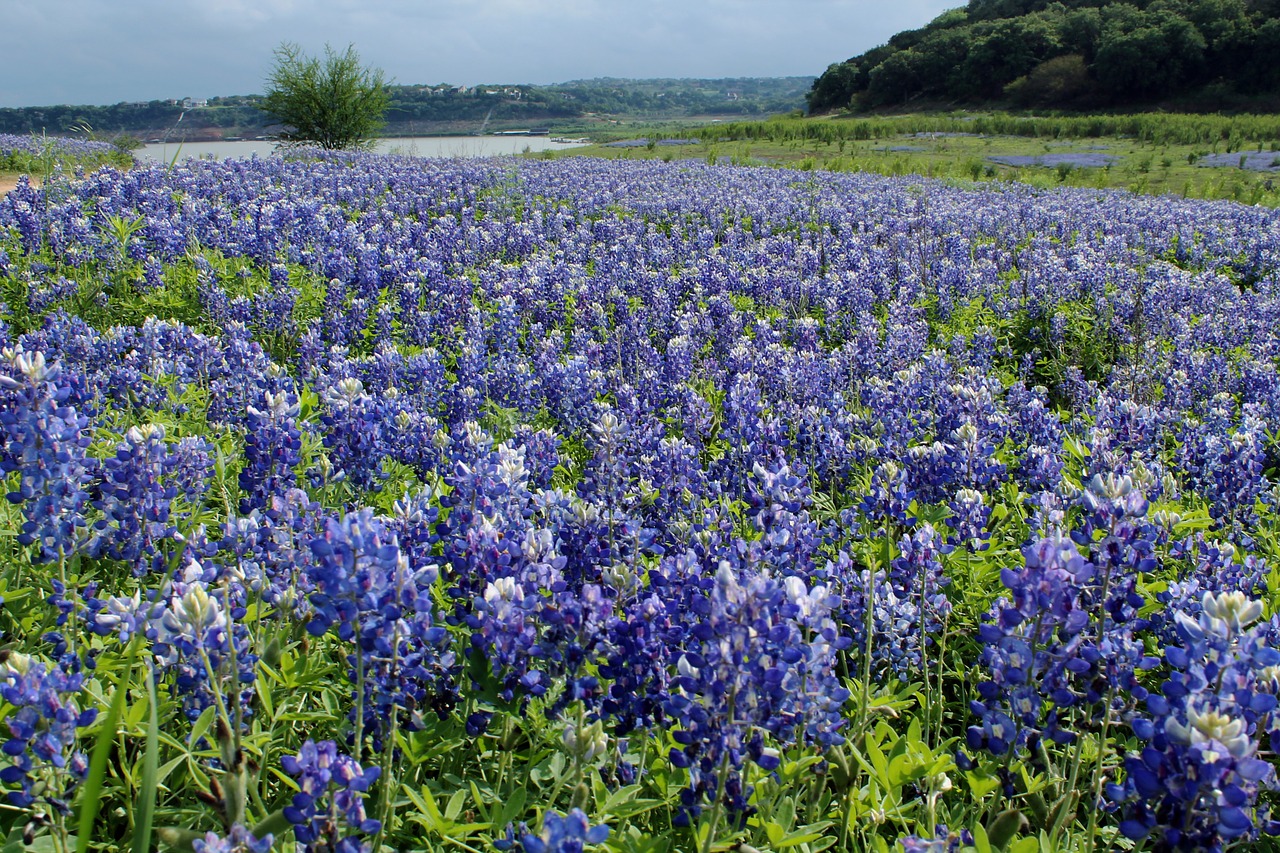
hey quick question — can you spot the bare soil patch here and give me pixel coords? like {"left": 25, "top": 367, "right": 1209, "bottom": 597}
{"left": 0, "top": 175, "right": 39, "bottom": 196}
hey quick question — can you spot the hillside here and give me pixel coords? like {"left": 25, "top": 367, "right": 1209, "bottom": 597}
{"left": 0, "top": 77, "right": 811, "bottom": 142}
{"left": 809, "top": 0, "right": 1280, "bottom": 113}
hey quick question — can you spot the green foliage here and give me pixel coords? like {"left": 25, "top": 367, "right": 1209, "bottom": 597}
{"left": 809, "top": 0, "right": 1280, "bottom": 112}
{"left": 260, "top": 42, "right": 390, "bottom": 151}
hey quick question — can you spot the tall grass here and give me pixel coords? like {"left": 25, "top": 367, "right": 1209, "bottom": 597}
{"left": 689, "top": 113, "right": 1280, "bottom": 147}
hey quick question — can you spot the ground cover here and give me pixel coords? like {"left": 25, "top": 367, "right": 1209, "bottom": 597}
{"left": 2, "top": 139, "right": 1280, "bottom": 853}
{"left": 550, "top": 113, "right": 1280, "bottom": 206}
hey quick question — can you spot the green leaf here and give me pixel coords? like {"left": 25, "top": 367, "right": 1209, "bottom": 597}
{"left": 78, "top": 637, "right": 140, "bottom": 853}
{"left": 187, "top": 705, "right": 216, "bottom": 749}
{"left": 131, "top": 666, "right": 160, "bottom": 853}
{"left": 492, "top": 785, "right": 528, "bottom": 828}
{"left": 445, "top": 789, "right": 466, "bottom": 822}
{"left": 406, "top": 784, "right": 445, "bottom": 828}
{"left": 971, "top": 822, "right": 993, "bottom": 853}
{"left": 469, "top": 780, "right": 490, "bottom": 823}
{"left": 987, "top": 809, "right": 1027, "bottom": 851}
{"left": 965, "top": 769, "right": 1002, "bottom": 799}
{"left": 250, "top": 809, "right": 293, "bottom": 842}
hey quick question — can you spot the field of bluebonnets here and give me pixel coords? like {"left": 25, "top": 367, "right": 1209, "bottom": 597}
{"left": 2, "top": 131, "right": 1280, "bottom": 853}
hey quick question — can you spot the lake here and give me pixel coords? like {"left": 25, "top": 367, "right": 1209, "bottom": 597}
{"left": 137, "top": 135, "right": 587, "bottom": 162}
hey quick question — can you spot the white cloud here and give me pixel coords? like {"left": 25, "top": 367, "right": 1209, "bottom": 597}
{"left": 0, "top": 0, "right": 956, "bottom": 106}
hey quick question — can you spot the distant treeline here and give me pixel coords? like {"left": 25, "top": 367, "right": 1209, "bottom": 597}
{"left": 0, "top": 97, "right": 265, "bottom": 141}
{"left": 809, "top": 0, "right": 1280, "bottom": 112}
{"left": 0, "top": 78, "right": 812, "bottom": 140}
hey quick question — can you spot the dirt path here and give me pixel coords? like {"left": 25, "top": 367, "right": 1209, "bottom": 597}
{"left": 0, "top": 175, "right": 39, "bottom": 196}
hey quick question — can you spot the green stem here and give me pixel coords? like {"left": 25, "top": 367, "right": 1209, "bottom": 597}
{"left": 700, "top": 746, "right": 735, "bottom": 853}
{"left": 197, "top": 646, "right": 235, "bottom": 744}
{"left": 932, "top": 611, "right": 950, "bottom": 750}
{"left": 1084, "top": 686, "right": 1117, "bottom": 853}
{"left": 354, "top": 644, "right": 366, "bottom": 765}
{"left": 58, "top": 548, "right": 76, "bottom": 662}
{"left": 857, "top": 556, "right": 876, "bottom": 742}
{"left": 373, "top": 701, "right": 400, "bottom": 853}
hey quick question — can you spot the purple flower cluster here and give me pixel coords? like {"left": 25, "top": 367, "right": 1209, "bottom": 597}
{"left": 281, "top": 740, "right": 381, "bottom": 853}
{"left": 500, "top": 809, "right": 610, "bottom": 853}
{"left": 0, "top": 657, "right": 96, "bottom": 814}
{"left": 192, "top": 825, "right": 273, "bottom": 853}
{"left": 0, "top": 133, "right": 119, "bottom": 161}
{"left": 968, "top": 472, "right": 1162, "bottom": 759}
{"left": 2, "top": 142, "right": 1280, "bottom": 848}
{"left": 0, "top": 348, "right": 94, "bottom": 562}
{"left": 1112, "top": 592, "right": 1280, "bottom": 850}
{"left": 305, "top": 510, "right": 457, "bottom": 744}
{"left": 664, "top": 561, "right": 850, "bottom": 823}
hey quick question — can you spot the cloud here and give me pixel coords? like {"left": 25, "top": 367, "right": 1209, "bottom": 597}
{"left": 194, "top": 0, "right": 302, "bottom": 28}
{"left": 1, "top": 0, "right": 957, "bottom": 106}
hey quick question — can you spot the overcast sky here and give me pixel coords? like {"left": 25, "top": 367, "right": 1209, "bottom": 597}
{"left": 3, "top": 0, "right": 956, "bottom": 107}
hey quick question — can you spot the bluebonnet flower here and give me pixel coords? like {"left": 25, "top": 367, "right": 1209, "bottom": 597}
{"left": 192, "top": 825, "right": 273, "bottom": 853}
{"left": 306, "top": 510, "right": 458, "bottom": 744}
{"left": 146, "top": 566, "right": 258, "bottom": 721}
{"left": 972, "top": 468, "right": 1174, "bottom": 763}
{"left": 89, "top": 423, "right": 213, "bottom": 576}
{"left": 1112, "top": 592, "right": 1280, "bottom": 850}
{"left": 0, "top": 656, "right": 97, "bottom": 814}
{"left": 968, "top": 530, "right": 1093, "bottom": 756}
{"left": 1181, "top": 413, "right": 1269, "bottom": 535}
{"left": 947, "top": 488, "right": 991, "bottom": 552}
{"left": 238, "top": 390, "right": 303, "bottom": 513}
{"left": 861, "top": 460, "right": 915, "bottom": 530}
{"left": 889, "top": 524, "right": 953, "bottom": 628}
{"left": 665, "top": 562, "right": 849, "bottom": 824}
{"left": 743, "top": 460, "right": 822, "bottom": 581}
{"left": 899, "top": 825, "right": 974, "bottom": 852}
{"left": 281, "top": 740, "right": 381, "bottom": 853}
{"left": 0, "top": 348, "right": 94, "bottom": 562}
{"left": 500, "top": 809, "right": 609, "bottom": 853}
{"left": 317, "top": 377, "right": 389, "bottom": 493}
{"left": 216, "top": 487, "right": 324, "bottom": 614}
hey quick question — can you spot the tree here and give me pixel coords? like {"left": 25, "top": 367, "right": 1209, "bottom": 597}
{"left": 260, "top": 42, "right": 390, "bottom": 150}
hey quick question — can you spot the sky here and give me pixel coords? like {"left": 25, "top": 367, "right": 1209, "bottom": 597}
{"left": 3, "top": 0, "right": 957, "bottom": 108}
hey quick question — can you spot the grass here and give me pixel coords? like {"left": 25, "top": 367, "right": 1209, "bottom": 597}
{"left": 540, "top": 112, "right": 1280, "bottom": 206}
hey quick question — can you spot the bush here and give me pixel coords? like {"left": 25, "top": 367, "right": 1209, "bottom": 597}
{"left": 1005, "top": 54, "right": 1094, "bottom": 107}
{"left": 260, "top": 42, "right": 389, "bottom": 151}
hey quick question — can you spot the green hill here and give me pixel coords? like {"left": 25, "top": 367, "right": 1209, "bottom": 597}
{"left": 0, "top": 78, "right": 811, "bottom": 142}
{"left": 809, "top": 0, "right": 1280, "bottom": 113}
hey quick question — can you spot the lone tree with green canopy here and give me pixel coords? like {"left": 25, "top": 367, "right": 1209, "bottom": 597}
{"left": 261, "top": 42, "right": 390, "bottom": 150}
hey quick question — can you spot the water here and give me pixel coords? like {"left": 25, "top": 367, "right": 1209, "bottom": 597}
{"left": 137, "top": 135, "right": 587, "bottom": 162}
